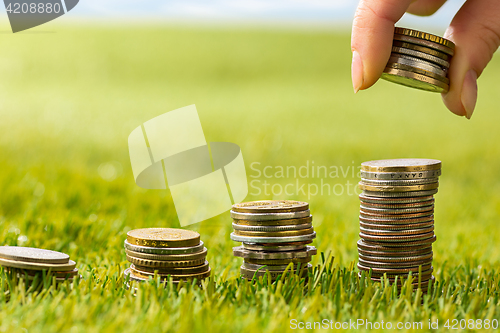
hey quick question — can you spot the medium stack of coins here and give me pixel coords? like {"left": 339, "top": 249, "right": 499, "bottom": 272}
{"left": 123, "top": 228, "right": 210, "bottom": 284}
{"left": 357, "top": 159, "right": 441, "bottom": 292}
{"left": 0, "top": 246, "right": 79, "bottom": 284}
{"left": 230, "top": 200, "right": 317, "bottom": 281}
{"left": 381, "top": 27, "right": 455, "bottom": 93}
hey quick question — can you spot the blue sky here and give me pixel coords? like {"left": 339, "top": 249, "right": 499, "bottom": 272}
{"left": 2, "top": 0, "right": 468, "bottom": 32}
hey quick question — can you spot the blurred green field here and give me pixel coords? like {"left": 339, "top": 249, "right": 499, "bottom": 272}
{"left": 0, "top": 23, "right": 499, "bottom": 332}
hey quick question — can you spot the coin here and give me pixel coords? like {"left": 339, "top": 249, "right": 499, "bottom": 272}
{"left": 392, "top": 40, "right": 450, "bottom": 61}
{"left": 357, "top": 240, "right": 433, "bottom": 253}
{"left": 0, "top": 246, "right": 70, "bottom": 265}
{"left": 361, "top": 177, "right": 438, "bottom": 186}
{"left": 394, "top": 27, "right": 455, "bottom": 51}
{"left": 233, "top": 246, "right": 316, "bottom": 259}
{"left": 242, "top": 262, "right": 307, "bottom": 271}
{"left": 388, "top": 54, "right": 447, "bottom": 77}
{"left": 359, "top": 215, "right": 434, "bottom": 225}
{"left": 361, "top": 235, "right": 437, "bottom": 247}
{"left": 359, "top": 205, "right": 433, "bottom": 214}
{"left": 230, "top": 210, "right": 310, "bottom": 221}
{"left": 392, "top": 46, "right": 450, "bottom": 68}
{"left": 240, "top": 264, "right": 311, "bottom": 280}
{"left": 244, "top": 257, "right": 312, "bottom": 265}
{"left": 394, "top": 34, "right": 454, "bottom": 56}
{"left": 126, "top": 255, "right": 206, "bottom": 268}
{"left": 361, "top": 159, "right": 441, "bottom": 173}
{"left": 131, "top": 261, "right": 209, "bottom": 275}
{"left": 358, "top": 258, "right": 431, "bottom": 269}
{"left": 231, "top": 222, "right": 312, "bottom": 232}
{"left": 232, "top": 200, "right": 309, "bottom": 213}
{"left": 6, "top": 267, "right": 79, "bottom": 279}
{"left": 359, "top": 199, "right": 434, "bottom": 208}
{"left": 129, "top": 266, "right": 211, "bottom": 281}
{"left": 233, "top": 215, "right": 313, "bottom": 226}
{"left": 124, "top": 247, "right": 207, "bottom": 261}
{"left": 359, "top": 181, "right": 439, "bottom": 193}
{"left": 357, "top": 262, "right": 432, "bottom": 274}
{"left": 359, "top": 220, "right": 434, "bottom": 230}
{"left": 242, "top": 243, "right": 308, "bottom": 252}
{"left": 358, "top": 252, "right": 433, "bottom": 263}
{"left": 360, "top": 226, "right": 434, "bottom": 236}
{"left": 124, "top": 240, "right": 205, "bottom": 255}
{"left": 382, "top": 67, "right": 449, "bottom": 93}
{"left": 360, "top": 170, "right": 441, "bottom": 180}
{"left": 359, "top": 231, "right": 434, "bottom": 243}
{"left": 127, "top": 228, "right": 200, "bottom": 248}
{"left": 230, "top": 232, "right": 316, "bottom": 244}
{"left": 362, "top": 189, "right": 438, "bottom": 197}
{"left": 0, "top": 257, "right": 76, "bottom": 271}
{"left": 359, "top": 210, "right": 434, "bottom": 220}
{"left": 233, "top": 227, "right": 314, "bottom": 238}
{"left": 359, "top": 194, "right": 435, "bottom": 204}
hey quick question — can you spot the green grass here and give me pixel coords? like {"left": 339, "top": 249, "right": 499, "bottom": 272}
{"left": 0, "top": 22, "right": 500, "bottom": 332}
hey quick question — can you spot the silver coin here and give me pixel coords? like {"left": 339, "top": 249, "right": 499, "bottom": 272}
{"left": 358, "top": 258, "right": 432, "bottom": 269}
{"left": 359, "top": 194, "right": 434, "bottom": 204}
{"left": 124, "top": 268, "right": 181, "bottom": 284}
{"left": 360, "top": 210, "right": 433, "bottom": 220}
{"left": 242, "top": 262, "right": 307, "bottom": 271}
{"left": 232, "top": 222, "right": 312, "bottom": 232}
{"left": 360, "top": 170, "right": 441, "bottom": 180}
{"left": 388, "top": 55, "right": 446, "bottom": 77}
{"left": 361, "top": 178, "right": 439, "bottom": 186}
{"left": 358, "top": 252, "right": 433, "bottom": 263}
{"left": 240, "top": 264, "right": 311, "bottom": 280}
{"left": 233, "top": 246, "right": 316, "bottom": 259}
{"left": 359, "top": 199, "right": 434, "bottom": 209}
{"left": 242, "top": 243, "right": 307, "bottom": 252}
{"left": 230, "top": 210, "right": 310, "bottom": 221}
{"left": 359, "top": 231, "right": 435, "bottom": 243}
{"left": 362, "top": 189, "right": 438, "bottom": 197}
{"left": 124, "top": 240, "right": 205, "bottom": 255}
{"left": 359, "top": 220, "right": 434, "bottom": 231}
{"left": 359, "top": 205, "right": 434, "bottom": 214}
{"left": 0, "top": 246, "right": 69, "bottom": 265}
{"left": 230, "top": 232, "right": 316, "bottom": 244}
{"left": 360, "top": 225, "right": 434, "bottom": 236}
{"left": 360, "top": 215, "right": 434, "bottom": 225}
{"left": 392, "top": 46, "right": 450, "bottom": 68}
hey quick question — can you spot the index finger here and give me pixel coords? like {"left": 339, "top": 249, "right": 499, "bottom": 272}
{"left": 351, "top": 0, "right": 412, "bottom": 91}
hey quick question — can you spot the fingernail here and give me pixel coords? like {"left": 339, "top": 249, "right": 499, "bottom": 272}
{"left": 351, "top": 50, "right": 364, "bottom": 93}
{"left": 461, "top": 69, "right": 478, "bottom": 119}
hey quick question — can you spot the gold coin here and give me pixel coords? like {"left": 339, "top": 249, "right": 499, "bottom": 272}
{"left": 394, "top": 27, "right": 455, "bottom": 51}
{"left": 361, "top": 159, "right": 441, "bottom": 173}
{"left": 233, "top": 227, "right": 314, "bottom": 237}
{"left": 358, "top": 182, "right": 438, "bottom": 192}
{"left": 394, "top": 34, "right": 454, "bottom": 56}
{"left": 6, "top": 267, "right": 79, "bottom": 279}
{"left": 232, "top": 200, "right": 309, "bottom": 213}
{"left": 382, "top": 67, "right": 449, "bottom": 93}
{"left": 131, "top": 262, "right": 210, "bottom": 276}
{"left": 127, "top": 228, "right": 200, "bottom": 248}
{"left": 0, "top": 257, "right": 76, "bottom": 272}
{"left": 233, "top": 215, "right": 312, "bottom": 226}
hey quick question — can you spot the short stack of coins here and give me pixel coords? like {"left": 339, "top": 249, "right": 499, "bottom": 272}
{"left": 381, "top": 27, "right": 455, "bottom": 93}
{"left": 230, "top": 200, "right": 317, "bottom": 281}
{"left": 123, "top": 228, "right": 210, "bottom": 285}
{"left": 357, "top": 159, "right": 441, "bottom": 292}
{"left": 0, "top": 246, "right": 79, "bottom": 284}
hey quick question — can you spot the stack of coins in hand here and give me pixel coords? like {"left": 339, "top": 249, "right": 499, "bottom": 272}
{"left": 0, "top": 246, "right": 79, "bottom": 284}
{"left": 357, "top": 159, "right": 441, "bottom": 292}
{"left": 123, "top": 228, "right": 210, "bottom": 285}
{"left": 381, "top": 27, "right": 455, "bottom": 93}
{"left": 230, "top": 200, "right": 317, "bottom": 281}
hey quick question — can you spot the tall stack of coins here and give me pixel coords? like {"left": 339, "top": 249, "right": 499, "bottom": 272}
{"left": 123, "top": 228, "right": 210, "bottom": 284}
{"left": 357, "top": 159, "right": 441, "bottom": 292}
{"left": 0, "top": 246, "right": 79, "bottom": 284}
{"left": 381, "top": 27, "right": 455, "bottom": 93}
{"left": 230, "top": 200, "right": 316, "bottom": 281}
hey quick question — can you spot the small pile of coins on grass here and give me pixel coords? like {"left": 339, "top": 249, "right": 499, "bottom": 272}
{"left": 0, "top": 246, "right": 79, "bottom": 284}
{"left": 230, "top": 200, "right": 316, "bottom": 281}
{"left": 357, "top": 159, "right": 441, "bottom": 292}
{"left": 381, "top": 27, "right": 455, "bottom": 93}
{"left": 124, "top": 228, "right": 210, "bottom": 285}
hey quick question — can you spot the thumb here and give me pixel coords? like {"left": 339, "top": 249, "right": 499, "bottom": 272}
{"left": 442, "top": 0, "right": 500, "bottom": 119}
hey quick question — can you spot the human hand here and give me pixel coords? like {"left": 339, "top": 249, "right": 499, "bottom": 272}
{"left": 351, "top": 0, "right": 500, "bottom": 119}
